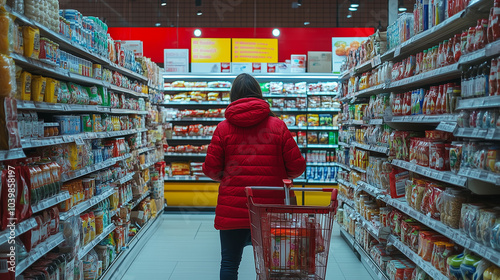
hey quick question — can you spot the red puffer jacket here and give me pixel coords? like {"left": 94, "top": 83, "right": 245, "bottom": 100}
{"left": 203, "top": 97, "right": 306, "bottom": 230}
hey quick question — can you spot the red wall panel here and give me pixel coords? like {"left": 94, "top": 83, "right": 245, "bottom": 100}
{"left": 108, "top": 27, "right": 374, "bottom": 64}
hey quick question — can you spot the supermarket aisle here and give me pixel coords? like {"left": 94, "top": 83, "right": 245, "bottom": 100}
{"left": 120, "top": 213, "right": 373, "bottom": 280}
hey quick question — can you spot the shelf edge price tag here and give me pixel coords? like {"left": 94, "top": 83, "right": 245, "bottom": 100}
{"left": 486, "top": 128, "right": 496, "bottom": 139}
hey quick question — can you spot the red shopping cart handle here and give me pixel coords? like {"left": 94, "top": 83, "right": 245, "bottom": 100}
{"left": 245, "top": 186, "right": 338, "bottom": 203}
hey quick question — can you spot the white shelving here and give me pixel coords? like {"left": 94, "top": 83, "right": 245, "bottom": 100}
{"left": 60, "top": 188, "right": 116, "bottom": 220}
{"left": 166, "top": 117, "right": 225, "bottom": 122}
{"left": 169, "top": 136, "right": 212, "bottom": 140}
{"left": 0, "top": 218, "right": 37, "bottom": 245}
{"left": 351, "top": 142, "right": 389, "bottom": 155}
{"left": 336, "top": 162, "right": 351, "bottom": 172}
{"left": 338, "top": 178, "right": 356, "bottom": 189}
{"left": 139, "top": 161, "right": 156, "bottom": 171}
{"left": 388, "top": 235, "right": 448, "bottom": 280}
{"left": 391, "top": 159, "right": 467, "bottom": 187}
{"left": 31, "top": 191, "right": 71, "bottom": 214}
{"left": 164, "top": 176, "right": 214, "bottom": 182}
{"left": 263, "top": 94, "right": 307, "bottom": 98}
{"left": 164, "top": 87, "right": 231, "bottom": 92}
{"left": 165, "top": 152, "right": 207, "bottom": 157}
{"left": 350, "top": 165, "right": 367, "bottom": 174}
{"left": 131, "top": 190, "right": 151, "bottom": 209}
{"left": 161, "top": 101, "right": 230, "bottom": 105}
{"left": 16, "top": 233, "right": 65, "bottom": 276}
{"left": 78, "top": 223, "right": 116, "bottom": 259}
{"left": 338, "top": 194, "right": 355, "bottom": 208}
{"left": 0, "top": 148, "right": 26, "bottom": 161}
{"left": 306, "top": 126, "right": 339, "bottom": 131}
{"left": 306, "top": 162, "right": 338, "bottom": 167}
{"left": 61, "top": 154, "right": 131, "bottom": 182}
{"left": 384, "top": 114, "right": 458, "bottom": 124}
{"left": 136, "top": 147, "right": 156, "bottom": 154}
{"left": 306, "top": 144, "right": 338, "bottom": 148}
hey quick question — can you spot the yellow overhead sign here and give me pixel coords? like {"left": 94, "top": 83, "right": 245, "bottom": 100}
{"left": 232, "top": 38, "right": 278, "bottom": 63}
{"left": 191, "top": 38, "right": 231, "bottom": 63}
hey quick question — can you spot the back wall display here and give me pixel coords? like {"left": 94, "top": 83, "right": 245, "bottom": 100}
{"left": 108, "top": 27, "right": 374, "bottom": 64}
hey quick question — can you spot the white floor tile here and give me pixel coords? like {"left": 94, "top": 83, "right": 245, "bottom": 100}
{"left": 120, "top": 213, "right": 374, "bottom": 280}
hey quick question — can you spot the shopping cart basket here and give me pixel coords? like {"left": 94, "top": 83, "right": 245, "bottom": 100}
{"left": 245, "top": 179, "right": 338, "bottom": 280}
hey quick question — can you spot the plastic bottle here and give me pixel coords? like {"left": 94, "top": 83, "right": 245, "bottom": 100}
{"left": 490, "top": 58, "right": 497, "bottom": 96}
{"left": 491, "top": 0, "right": 500, "bottom": 42}
{"left": 467, "top": 26, "right": 476, "bottom": 53}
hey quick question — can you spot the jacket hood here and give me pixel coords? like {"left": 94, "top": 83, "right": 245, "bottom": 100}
{"left": 225, "top": 98, "right": 271, "bottom": 127}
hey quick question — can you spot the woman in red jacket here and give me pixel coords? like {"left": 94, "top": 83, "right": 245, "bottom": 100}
{"left": 203, "top": 73, "right": 306, "bottom": 280}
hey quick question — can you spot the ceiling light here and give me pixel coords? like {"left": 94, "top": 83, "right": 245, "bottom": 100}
{"left": 161, "top": 0, "right": 166, "bottom": 6}
{"left": 398, "top": 7, "right": 407, "bottom": 11}
{"left": 194, "top": 29, "right": 201, "bottom": 37}
{"left": 155, "top": 22, "right": 161, "bottom": 26}
{"left": 347, "top": 12, "right": 353, "bottom": 18}
{"left": 197, "top": 10, "right": 202, "bottom": 15}
{"left": 348, "top": 7, "right": 357, "bottom": 11}
{"left": 350, "top": 4, "right": 359, "bottom": 7}
{"left": 304, "top": 21, "right": 310, "bottom": 25}
{"left": 298, "top": 0, "right": 302, "bottom": 6}
{"left": 272, "top": 28, "right": 280, "bottom": 37}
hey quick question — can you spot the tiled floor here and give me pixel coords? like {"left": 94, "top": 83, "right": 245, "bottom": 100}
{"left": 120, "top": 213, "right": 373, "bottom": 280}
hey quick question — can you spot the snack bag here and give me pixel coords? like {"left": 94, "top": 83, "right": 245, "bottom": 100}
{"left": 0, "top": 53, "right": 15, "bottom": 97}
{"left": 22, "top": 25, "right": 39, "bottom": 59}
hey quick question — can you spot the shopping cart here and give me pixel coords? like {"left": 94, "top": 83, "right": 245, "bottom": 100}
{"left": 245, "top": 179, "right": 338, "bottom": 280}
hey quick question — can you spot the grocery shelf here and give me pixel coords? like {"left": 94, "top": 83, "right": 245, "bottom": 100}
{"left": 436, "top": 121, "right": 458, "bottom": 133}
{"left": 114, "top": 172, "right": 135, "bottom": 185}
{"left": 368, "top": 119, "right": 384, "bottom": 125}
{"left": 263, "top": 94, "right": 307, "bottom": 98}
{"left": 354, "top": 239, "right": 390, "bottom": 280}
{"left": 163, "top": 87, "right": 231, "bottom": 92}
{"left": 106, "top": 62, "right": 147, "bottom": 82}
{"left": 457, "top": 95, "right": 500, "bottom": 110}
{"left": 454, "top": 127, "right": 494, "bottom": 139}
{"left": 99, "top": 210, "right": 163, "bottom": 280}
{"left": 338, "top": 141, "right": 350, "bottom": 147}
{"left": 22, "top": 129, "right": 147, "bottom": 149}
{"left": 385, "top": 198, "right": 500, "bottom": 267}
{"left": 11, "top": 53, "right": 72, "bottom": 81}
{"left": 32, "top": 191, "right": 71, "bottom": 214}
{"left": 165, "top": 152, "right": 207, "bottom": 157}
{"left": 306, "top": 126, "right": 339, "bottom": 131}
{"left": 458, "top": 167, "right": 500, "bottom": 185}
{"left": 273, "top": 108, "right": 303, "bottom": 112}
{"left": 351, "top": 142, "right": 389, "bottom": 155}
{"left": 336, "top": 162, "right": 352, "bottom": 172}
{"left": 108, "top": 84, "right": 148, "bottom": 99}
{"left": 306, "top": 162, "right": 338, "bottom": 166}
{"left": 0, "top": 218, "right": 37, "bottom": 245}
{"left": 390, "top": 0, "right": 487, "bottom": 62}
{"left": 286, "top": 126, "right": 308, "bottom": 130}
{"left": 389, "top": 63, "right": 461, "bottom": 92}
{"left": 305, "top": 180, "right": 338, "bottom": 184}
{"left": 306, "top": 108, "right": 341, "bottom": 112}
{"left": 78, "top": 223, "right": 116, "bottom": 259}
{"left": 164, "top": 176, "right": 214, "bottom": 182}
{"left": 0, "top": 148, "right": 26, "bottom": 161}
{"left": 350, "top": 165, "right": 367, "bottom": 174}
{"left": 307, "top": 92, "right": 339, "bottom": 96}
{"left": 160, "top": 101, "right": 230, "bottom": 106}
{"left": 18, "top": 100, "right": 104, "bottom": 113}
{"left": 110, "top": 108, "right": 148, "bottom": 115}
{"left": 338, "top": 194, "right": 355, "bottom": 208}
{"left": 338, "top": 178, "right": 356, "bottom": 189}
{"left": 140, "top": 161, "right": 156, "bottom": 171}
{"left": 358, "top": 214, "right": 391, "bottom": 241}
{"left": 345, "top": 84, "right": 386, "bottom": 101}
{"left": 16, "top": 232, "right": 65, "bottom": 277}
{"left": 357, "top": 181, "right": 387, "bottom": 200}
{"left": 166, "top": 117, "right": 225, "bottom": 122}
{"left": 391, "top": 159, "right": 467, "bottom": 187}
{"left": 61, "top": 154, "right": 132, "bottom": 182}
{"left": 136, "top": 147, "right": 156, "bottom": 154}
{"left": 60, "top": 188, "right": 116, "bottom": 220}
{"left": 384, "top": 114, "right": 458, "bottom": 124}
{"left": 131, "top": 190, "right": 151, "bottom": 209}
{"left": 293, "top": 178, "right": 307, "bottom": 184}
{"left": 306, "top": 144, "right": 338, "bottom": 148}
{"left": 388, "top": 235, "right": 448, "bottom": 280}
{"left": 168, "top": 136, "right": 212, "bottom": 140}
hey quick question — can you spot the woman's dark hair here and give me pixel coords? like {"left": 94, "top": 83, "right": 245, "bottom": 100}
{"left": 230, "top": 73, "right": 276, "bottom": 116}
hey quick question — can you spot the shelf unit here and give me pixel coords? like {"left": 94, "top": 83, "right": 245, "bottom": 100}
{"left": 162, "top": 73, "right": 340, "bottom": 188}
{"left": 338, "top": 223, "right": 390, "bottom": 280}
{"left": 99, "top": 210, "right": 164, "bottom": 280}
{"left": 335, "top": 2, "right": 500, "bottom": 276}
{"left": 78, "top": 223, "right": 117, "bottom": 259}
{"left": 0, "top": 8, "right": 166, "bottom": 277}
{"left": 16, "top": 233, "right": 65, "bottom": 276}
